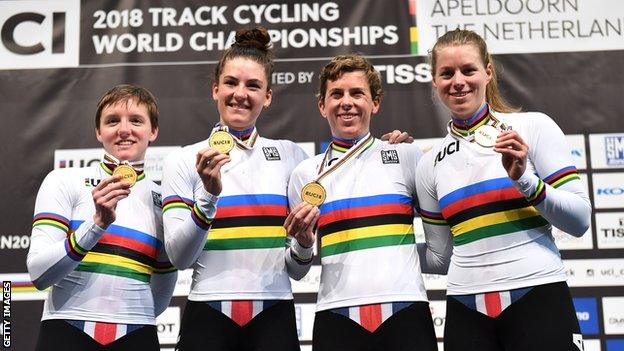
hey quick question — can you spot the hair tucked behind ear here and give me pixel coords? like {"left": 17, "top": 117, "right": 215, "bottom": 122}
{"left": 214, "top": 26, "right": 274, "bottom": 89}
{"left": 430, "top": 29, "right": 519, "bottom": 113}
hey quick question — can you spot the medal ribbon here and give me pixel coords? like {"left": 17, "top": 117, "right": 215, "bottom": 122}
{"left": 211, "top": 124, "right": 259, "bottom": 150}
{"left": 102, "top": 153, "right": 144, "bottom": 173}
{"left": 313, "top": 133, "right": 375, "bottom": 184}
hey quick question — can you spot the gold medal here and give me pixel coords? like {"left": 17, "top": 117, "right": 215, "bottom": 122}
{"left": 301, "top": 182, "right": 326, "bottom": 206}
{"left": 474, "top": 125, "right": 499, "bottom": 148}
{"left": 113, "top": 164, "right": 137, "bottom": 187}
{"left": 209, "top": 130, "right": 235, "bottom": 154}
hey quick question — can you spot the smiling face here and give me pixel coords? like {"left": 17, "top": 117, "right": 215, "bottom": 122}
{"left": 432, "top": 44, "right": 492, "bottom": 120}
{"left": 95, "top": 98, "right": 158, "bottom": 162}
{"left": 212, "top": 57, "right": 272, "bottom": 131}
{"left": 318, "top": 70, "right": 380, "bottom": 140}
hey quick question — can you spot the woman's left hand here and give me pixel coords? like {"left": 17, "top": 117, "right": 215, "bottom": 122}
{"left": 494, "top": 130, "right": 528, "bottom": 180}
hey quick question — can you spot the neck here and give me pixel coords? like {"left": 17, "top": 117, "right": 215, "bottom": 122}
{"left": 332, "top": 133, "right": 368, "bottom": 149}
{"left": 451, "top": 103, "right": 489, "bottom": 132}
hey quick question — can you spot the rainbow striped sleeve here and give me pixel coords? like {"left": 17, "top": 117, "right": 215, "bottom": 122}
{"left": 544, "top": 166, "right": 580, "bottom": 189}
{"left": 204, "top": 194, "right": 287, "bottom": 251}
{"left": 439, "top": 177, "right": 548, "bottom": 246}
{"left": 163, "top": 195, "right": 213, "bottom": 230}
{"left": 32, "top": 213, "right": 87, "bottom": 261}
{"left": 32, "top": 212, "right": 70, "bottom": 233}
{"left": 71, "top": 221, "right": 166, "bottom": 282}
{"left": 317, "top": 194, "right": 415, "bottom": 258}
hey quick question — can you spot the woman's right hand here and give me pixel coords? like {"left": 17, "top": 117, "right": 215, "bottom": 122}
{"left": 196, "top": 147, "right": 231, "bottom": 196}
{"left": 92, "top": 175, "right": 131, "bottom": 228}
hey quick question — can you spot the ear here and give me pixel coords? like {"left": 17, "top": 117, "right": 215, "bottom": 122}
{"left": 149, "top": 126, "right": 159, "bottom": 143}
{"left": 264, "top": 88, "right": 273, "bottom": 108}
{"left": 485, "top": 63, "right": 493, "bottom": 84}
{"left": 318, "top": 98, "right": 327, "bottom": 120}
{"left": 95, "top": 128, "right": 103, "bottom": 143}
{"left": 212, "top": 82, "right": 219, "bottom": 101}
{"left": 371, "top": 98, "right": 380, "bottom": 115}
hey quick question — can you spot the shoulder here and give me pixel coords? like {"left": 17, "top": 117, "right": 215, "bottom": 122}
{"left": 494, "top": 110, "right": 558, "bottom": 129}
{"left": 258, "top": 137, "right": 310, "bottom": 163}
{"left": 291, "top": 153, "right": 323, "bottom": 176}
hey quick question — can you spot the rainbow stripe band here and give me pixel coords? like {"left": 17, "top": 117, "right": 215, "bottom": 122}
{"left": 417, "top": 208, "right": 447, "bottom": 226}
{"left": 162, "top": 195, "right": 213, "bottom": 230}
{"left": 318, "top": 194, "right": 415, "bottom": 258}
{"left": 65, "top": 232, "right": 87, "bottom": 261}
{"left": 527, "top": 179, "right": 546, "bottom": 206}
{"left": 439, "top": 177, "right": 548, "bottom": 246}
{"left": 544, "top": 166, "right": 580, "bottom": 189}
{"left": 204, "top": 194, "right": 287, "bottom": 251}
{"left": 32, "top": 212, "right": 70, "bottom": 233}
{"left": 70, "top": 220, "right": 168, "bottom": 282}
{"left": 162, "top": 196, "right": 193, "bottom": 213}
{"left": 192, "top": 203, "right": 213, "bottom": 230}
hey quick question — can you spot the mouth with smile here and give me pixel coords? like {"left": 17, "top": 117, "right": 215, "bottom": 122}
{"left": 228, "top": 101, "right": 250, "bottom": 111}
{"left": 450, "top": 90, "right": 472, "bottom": 98}
{"left": 337, "top": 112, "right": 359, "bottom": 121}
{"left": 115, "top": 139, "right": 136, "bottom": 148}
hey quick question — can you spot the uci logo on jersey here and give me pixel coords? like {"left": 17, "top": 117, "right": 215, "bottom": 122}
{"left": 0, "top": 0, "right": 79, "bottom": 69}
{"left": 434, "top": 140, "right": 459, "bottom": 166}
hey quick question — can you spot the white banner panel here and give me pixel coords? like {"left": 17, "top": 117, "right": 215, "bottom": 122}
{"left": 415, "top": 0, "right": 624, "bottom": 55}
{"left": 0, "top": 0, "right": 80, "bottom": 69}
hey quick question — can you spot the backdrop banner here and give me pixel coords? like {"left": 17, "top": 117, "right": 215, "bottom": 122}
{"left": 1, "top": 1, "right": 623, "bottom": 350}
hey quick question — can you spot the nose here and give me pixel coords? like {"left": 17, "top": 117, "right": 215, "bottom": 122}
{"left": 451, "top": 72, "right": 466, "bottom": 88}
{"left": 117, "top": 118, "right": 131, "bottom": 137}
{"left": 233, "top": 84, "right": 246, "bottom": 100}
{"left": 339, "top": 94, "right": 353, "bottom": 110}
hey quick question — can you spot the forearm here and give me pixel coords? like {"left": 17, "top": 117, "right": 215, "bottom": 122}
{"left": 163, "top": 190, "right": 217, "bottom": 269}
{"left": 285, "top": 238, "right": 314, "bottom": 280}
{"left": 513, "top": 170, "right": 591, "bottom": 237}
{"left": 28, "top": 220, "right": 105, "bottom": 289}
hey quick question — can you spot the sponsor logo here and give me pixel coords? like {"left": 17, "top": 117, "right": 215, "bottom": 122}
{"left": 592, "top": 173, "right": 624, "bottom": 209}
{"left": 573, "top": 298, "right": 599, "bottom": 335}
{"left": 262, "top": 146, "right": 281, "bottom": 161}
{"left": 605, "top": 136, "right": 624, "bottom": 166}
{"left": 603, "top": 297, "right": 624, "bottom": 335}
{"left": 0, "top": 0, "right": 79, "bottom": 69}
{"left": 434, "top": 140, "right": 459, "bottom": 166}
{"left": 59, "top": 158, "right": 100, "bottom": 169}
{"left": 381, "top": 150, "right": 399, "bottom": 164}
{"left": 597, "top": 187, "right": 624, "bottom": 196}
{"left": 596, "top": 213, "right": 624, "bottom": 249}
{"left": 151, "top": 191, "right": 162, "bottom": 208}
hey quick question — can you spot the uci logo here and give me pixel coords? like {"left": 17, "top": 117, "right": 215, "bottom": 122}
{"left": 0, "top": 0, "right": 79, "bottom": 69}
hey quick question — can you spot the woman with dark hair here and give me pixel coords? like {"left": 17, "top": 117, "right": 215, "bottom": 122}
{"left": 416, "top": 29, "right": 591, "bottom": 351}
{"left": 161, "top": 27, "right": 311, "bottom": 351}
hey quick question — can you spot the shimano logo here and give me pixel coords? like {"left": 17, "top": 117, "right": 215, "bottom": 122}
{"left": 605, "top": 136, "right": 624, "bottom": 166}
